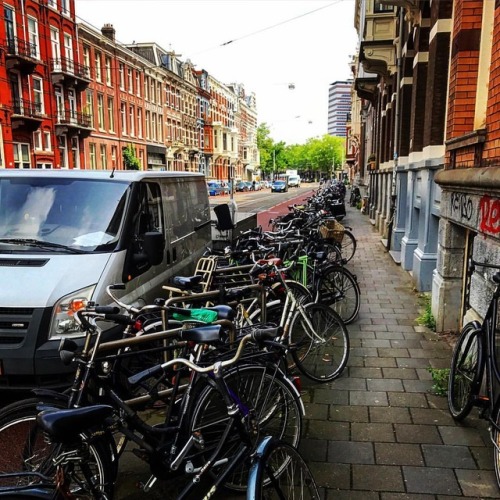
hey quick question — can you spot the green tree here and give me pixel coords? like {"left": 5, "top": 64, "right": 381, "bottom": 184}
{"left": 123, "top": 144, "right": 141, "bottom": 170}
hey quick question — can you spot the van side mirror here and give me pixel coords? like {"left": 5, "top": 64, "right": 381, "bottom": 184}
{"left": 142, "top": 231, "right": 164, "bottom": 266}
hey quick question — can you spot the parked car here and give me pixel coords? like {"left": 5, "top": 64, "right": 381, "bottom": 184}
{"left": 262, "top": 180, "right": 271, "bottom": 189}
{"left": 207, "top": 181, "right": 229, "bottom": 196}
{"left": 236, "top": 181, "right": 252, "bottom": 192}
{"left": 288, "top": 175, "right": 301, "bottom": 188}
{"left": 253, "top": 181, "right": 262, "bottom": 191}
{"left": 271, "top": 180, "right": 288, "bottom": 193}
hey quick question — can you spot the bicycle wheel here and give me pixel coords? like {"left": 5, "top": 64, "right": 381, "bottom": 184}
{"left": 315, "top": 265, "right": 360, "bottom": 324}
{"left": 493, "top": 407, "right": 500, "bottom": 489}
{"left": 0, "top": 398, "right": 115, "bottom": 497}
{"left": 247, "top": 436, "right": 320, "bottom": 500}
{"left": 289, "top": 303, "right": 349, "bottom": 382}
{"left": 188, "top": 364, "right": 303, "bottom": 491}
{"left": 339, "top": 230, "right": 356, "bottom": 263}
{"left": 447, "top": 321, "right": 483, "bottom": 420}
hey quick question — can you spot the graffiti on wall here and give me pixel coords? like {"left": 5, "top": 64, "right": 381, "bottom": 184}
{"left": 450, "top": 192, "right": 473, "bottom": 221}
{"left": 480, "top": 196, "right": 500, "bottom": 235}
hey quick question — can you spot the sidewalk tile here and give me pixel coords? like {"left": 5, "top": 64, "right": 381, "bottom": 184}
{"left": 403, "top": 466, "right": 461, "bottom": 495}
{"left": 352, "top": 464, "right": 405, "bottom": 491}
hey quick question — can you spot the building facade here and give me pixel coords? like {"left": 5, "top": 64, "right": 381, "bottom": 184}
{"left": 0, "top": 0, "right": 90, "bottom": 170}
{"left": 327, "top": 80, "right": 353, "bottom": 138}
{"left": 351, "top": 0, "right": 500, "bottom": 333}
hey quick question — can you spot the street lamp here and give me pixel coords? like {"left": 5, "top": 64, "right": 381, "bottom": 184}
{"left": 228, "top": 163, "right": 237, "bottom": 225}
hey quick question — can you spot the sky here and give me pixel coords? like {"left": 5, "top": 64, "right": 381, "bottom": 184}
{"left": 74, "top": 0, "right": 358, "bottom": 145}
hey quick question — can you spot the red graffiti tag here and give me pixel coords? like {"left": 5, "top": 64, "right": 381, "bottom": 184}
{"left": 480, "top": 196, "right": 500, "bottom": 235}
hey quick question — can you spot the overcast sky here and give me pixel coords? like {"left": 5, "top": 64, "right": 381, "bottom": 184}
{"left": 74, "top": 0, "right": 358, "bottom": 145}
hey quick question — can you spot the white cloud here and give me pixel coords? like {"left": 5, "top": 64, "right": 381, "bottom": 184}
{"left": 75, "top": 0, "right": 357, "bottom": 144}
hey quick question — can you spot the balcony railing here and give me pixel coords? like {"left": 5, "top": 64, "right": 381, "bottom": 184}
{"left": 56, "top": 109, "right": 92, "bottom": 128}
{"left": 12, "top": 98, "right": 44, "bottom": 118}
{"left": 4, "top": 37, "right": 38, "bottom": 72}
{"left": 51, "top": 57, "right": 91, "bottom": 89}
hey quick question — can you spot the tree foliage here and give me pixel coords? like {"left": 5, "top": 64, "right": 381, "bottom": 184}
{"left": 123, "top": 144, "right": 141, "bottom": 170}
{"left": 257, "top": 123, "right": 345, "bottom": 179}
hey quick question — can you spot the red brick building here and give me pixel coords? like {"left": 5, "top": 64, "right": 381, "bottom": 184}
{"left": 0, "top": 0, "right": 90, "bottom": 169}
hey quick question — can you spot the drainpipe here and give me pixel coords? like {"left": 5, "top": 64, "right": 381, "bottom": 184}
{"left": 387, "top": 6, "right": 404, "bottom": 252}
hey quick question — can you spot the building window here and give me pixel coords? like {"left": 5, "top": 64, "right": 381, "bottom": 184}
{"left": 139, "top": 149, "right": 144, "bottom": 169}
{"left": 71, "top": 137, "right": 79, "bottom": 169}
{"left": 97, "top": 94, "right": 104, "bottom": 130}
{"left": 105, "top": 57, "right": 112, "bottom": 85}
{"left": 27, "top": 16, "right": 40, "bottom": 59}
{"left": 34, "top": 131, "right": 42, "bottom": 150}
{"left": 152, "top": 113, "right": 157, "bottom": 141}
{"left": 32, "top": 77, "right": 44, "bottom": 115}
{"left": 58, "top": 136, "right": 67, "bottom": 168}
{"left": 129, "top": 105, "right": 135, "bottom": 136}
{"left": 48, "top": 0, "right": 56, "bottom": 8}
{"left": 136, "top": 72, "right": 141, "bottom": 96}
{"left": 128, "top": 68, "right": 133, "bottom": 93}
{"left": 14, "top": 143, "right": 31, "bottom": 169}
{"left": 374, "top": 1, "right": 393, "bottom": 12}
{"left": 144, "top": 76, "right": 148, "bottom": 100}
{"left": 100, "top": 144, "right": 107, "bottom": 169}
{"left": 121, "top": 102, "right": 127, "bottom": 135}
{"left": 157, "top": 116, "right": 163, "bottom": 142}
{"left": 145, "top": 110, "right": 151, "bottom": 140}
{"left": 119, "top": 63, "right": 124, "bottom": 90}
{"left": 83, "top": 46, "right": 90, "bottom": 72}
{"left": 107, "top": 97, "right": 114, "bottom": 132}
{"left": 111, "top": 145, "right": 117, "bottom": 168}
{"left": 64, "top": 33, "right": 73, "bottom": 72}
{"left": 36, "top": 163, "right": 52, "bottom": 169}
{"left": 156, "top": 81, "right": 161, "bottom": 104}
{"left": 137, "top": 108, "right": 143, "bottom": 138}
{"left": 89, "top": 143, "right": 97, "bottom": 169}
{"left": 86, "top": 89, "right": 94, "bottom": 128}
{"left": 95, "top": 51, "right": 102, "bottom": 82}
{"left": 44, "top": 131, "right": 51, "bottom": 151}
{"left": 61, "top": 0, "right": 69, "bottom": 15}
{"left": 150, "top": 80, "right": 155, "bottom": 103}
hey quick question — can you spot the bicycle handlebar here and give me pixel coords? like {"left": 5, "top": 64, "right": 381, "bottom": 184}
{"left": 128, "top": 328, "right": 278, "bottom": 386}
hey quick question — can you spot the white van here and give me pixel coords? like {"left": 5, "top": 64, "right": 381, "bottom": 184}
{"left": 288, "top": 175, "right": 301, "bottom": 188}
{"left": 0, "top": 170, "right": 212, "bottom": 389}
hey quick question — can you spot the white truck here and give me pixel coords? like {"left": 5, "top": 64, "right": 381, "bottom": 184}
{"left": 286, "top": 170, "right": 301, "bottom": 188}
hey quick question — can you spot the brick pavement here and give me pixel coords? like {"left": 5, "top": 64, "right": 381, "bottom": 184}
{"left": 301, "top": 203, "right": 499, "bottom": 499}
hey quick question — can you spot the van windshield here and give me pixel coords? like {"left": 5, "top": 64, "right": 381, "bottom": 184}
{"left": 0, "top": 177, "right": 129, "bottom": 253}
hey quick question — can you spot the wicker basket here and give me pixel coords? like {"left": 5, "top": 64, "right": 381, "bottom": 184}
{"left": 319, "top": 219, "right": 345, "bottom": 243}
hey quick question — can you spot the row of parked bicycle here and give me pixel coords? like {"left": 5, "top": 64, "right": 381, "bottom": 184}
{"left": 0, "top": 184, "right": 359, "bottom": 499}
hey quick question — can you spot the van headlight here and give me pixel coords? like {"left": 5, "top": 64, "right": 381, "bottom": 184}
{"left": 49, "top": 285, "right": 96, "bottom": 339}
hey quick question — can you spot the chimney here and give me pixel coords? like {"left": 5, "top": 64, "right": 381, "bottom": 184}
{"left": 101, "top": 24, "right": 115, "bottom": 42}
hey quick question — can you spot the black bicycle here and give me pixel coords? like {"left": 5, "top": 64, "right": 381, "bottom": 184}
{"left": 447, "top": 259, "right": 500, "bottom": 488}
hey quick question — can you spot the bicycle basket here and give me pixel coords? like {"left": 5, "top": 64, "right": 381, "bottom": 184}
{"left": 319, "top": 219, "right": 345, "bottom": 243}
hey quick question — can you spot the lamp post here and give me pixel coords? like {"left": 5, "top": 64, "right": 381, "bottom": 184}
{"left": 228, "top": 163, "right": 237, "bottom": 225}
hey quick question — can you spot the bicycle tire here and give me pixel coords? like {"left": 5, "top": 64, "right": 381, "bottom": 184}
{"left": 247, "top": 436, "right": 320, "bottom": 500}
{"left": 447, "top": 321, "right": 483, "bottom": 420}
{"left": 188, "top": 364, "right": 303, "bottom": 491}
{"left": 340, "top": 230, "right": 356, "bottom": 263}
{"left": 315, "top": 265, "right": 360, "bottom": 324}
{"left": 0, "top": 398, "right": 115, "bottom": 497}
{"left": 289, "top": 303, "right": 349, "bottom": 382}
{"left": 493, "top": 407, "right": 500, "bottom": 489}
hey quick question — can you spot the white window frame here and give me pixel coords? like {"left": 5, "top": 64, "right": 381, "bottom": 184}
{"left": 107, "top": 96, "right": 114, "bottom": 133}
{"left": 97, "top": 94, "right": 104, "bottom": 130}
{"left": 34, "top": 130, "right": 42, "bottom": 150}
{"left": 44, "top": 131, "right": 51, "bottom": 151}
{"left": 50, "top": 27, "right": 61, "bottom": 70}
{"left": 95, "top": 51, "right": 102, "bottom": 82}
{"left": 32, "top": 77, "right": 44, "bottom": 115}
{"left": 119, "top": 63, "right": 125, "bottom": 90}
{"left": 105, "top": 57, "right": 112, "bottom": 86}
{"left": 89, "top": 143, "right": 97, "bottom": 170}
{"left": 128, "top": 68, "right": 133, "bottom": 93}
{"left": 64, "top": 33, "right": 73, "bottom": 73}
{"left": 36, "top": 163, "right": 52, "bottom": 169}
{"left": 137, "top": 108, "right": 143, "bottom": 138}
{"left": 27, "top": 16, "right": 40, "bottom": 59}
{"left": 129, "top": 105, "right": 135, "bottom": 136}
{"left": 61, "top": 0, "right": 69, "bottom": 16}
{"left": 121, "top": 102, "right": 127, "bottom": 135}
{"left": 100, "top": 144, "right": 107, "bottom": 169}
{"left": 14, "top": 143, "right": 31, "bottom": 169}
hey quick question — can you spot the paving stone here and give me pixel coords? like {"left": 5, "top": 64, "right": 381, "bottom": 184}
{"left": 388, "top": 392, "right": 429, "bottom": 408}
{"left": 350, "top": 347, "right": 379, "bottom": 357}
{"left": 426, "top": 394, "right": 449, "bottom": 410}
{"left": 362, "top": 339, "right": 392, "bottom": 348}
{"left": 330, "top": 405, "right": 369, "bottom": 423}
{"left": 422, "top": 444, "right": 476, "bottom": 468}
{"left": 346, "top": 356, "right": 365, "bottom": 367}
{"left": 375, "top": 332, "right": 406, "bottom": 340}
{"left": 299, "top": 438, "right": 328, "bottom": 462}
{"left": 328, "top": 441, "right": 375, "bottom": 464}
{"left": 350, "top": 390, "right": 389, "bottom": 406}
{"left": 402, "top": 380, "right": 433, "bottom": 393}
{"left": 306, "top": 420, "right": 350, "bottom": 440}
{"left": 382, "top": 367, "right": 418, "bottom": 379}
{"left": 328, "top": 491, "right": 380, "bottom": 500}
{"left": 375, "top": 442, "right": 424, "bottom": 466}
{"left": 364, "top": 357, "right": 398, "bottom": 368}
{"left": 349, "top": 330, "right": 377, "bottom": 339}
{"left": 349, "top": 367, "right": 383, "bottom": 378}
{"left": 329, "top": 377, "right": 367, "bottom": 391}
{"left": 403, "top": 466, "right": 461, "bottom": 495}
{"left": 415, "top": 368, "right": 432, "bottom": 380}
{"left": 352, "top": 464, "right": 405, "bottom": 492}
{"left": 369, "top": 407, "right": 412, "bottom": 424}
{"left": 382, "top": 494, "right": 434, "bottom": 500}
{"left": 470, "top": 445, "right": 495, "bottom": 471}
{"left": 396, "top": 358, "right": 431, "bottom": 368}
{"left": 455, "top": 469, "right": 500, "bottom": 497}
{"left": 394, "top": 424, "right": 442, "bottom": 444}
{"left": 314, "top": 388, "right": 348, "bottom": 404}
{"left": 308, "top": 461, "right": 350, "bottom": 490}
{"left": 304, "top": 402, "right": 329, "bottom": 420}
{"left": 367, "top": 378, "right": 404, "bottom": 392}
{"left": 439, "top": 425, "right": 487, "bottom": 446}
{"left": 410, "top": 408, "right": 456, "bottom": 426}
{"left": 352, "top": 422, "right": 395, "bottom": 442}
{"left": 390, "top": 339, "right": 423, "bottom": 349}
